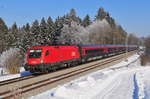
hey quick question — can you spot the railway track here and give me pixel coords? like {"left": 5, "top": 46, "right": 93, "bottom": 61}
{"left": 0, "top": 76, "right": 34, "bottom": 87}
{"left": 0, "top": 52, "right": 125, "bottom": 87}
{"left": 0, "top": 51, "right": 136, "bottom": 99}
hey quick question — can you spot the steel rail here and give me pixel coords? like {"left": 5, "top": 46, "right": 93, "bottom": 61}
{"left": 0, "top": 76, "right": 34, "bottom": 86}
{"left": 0, "top": 51, "right": 133, "bottom": 99}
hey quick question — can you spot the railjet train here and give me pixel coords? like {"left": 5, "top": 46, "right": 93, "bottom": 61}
{"left": 24, "top": 44, "right": 137, "bottom": 73}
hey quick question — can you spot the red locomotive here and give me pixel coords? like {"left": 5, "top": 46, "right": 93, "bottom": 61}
{"left": 24, "top": 45, "right": 137, "bottom": 73}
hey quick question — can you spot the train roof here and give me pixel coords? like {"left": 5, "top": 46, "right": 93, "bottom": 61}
{"left": 29, "top": 44, "right": 137, "bottom": 49}
{"left": 28, "top": 45, "right": 78, "bottom": 49}
{"left": 78, "top": 44, "right": 137, "bottom": 47}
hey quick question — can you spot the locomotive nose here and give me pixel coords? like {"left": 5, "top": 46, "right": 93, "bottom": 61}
{"left": 28, "top": 58, "right": 41, "bottom": 65}
{"left": 27, "top": 49, "right": 43, "bottom": 65}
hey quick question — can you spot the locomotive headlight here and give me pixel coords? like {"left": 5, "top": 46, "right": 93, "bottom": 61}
{"left": 40, "top": 59, "right": 44, "bottom": 63}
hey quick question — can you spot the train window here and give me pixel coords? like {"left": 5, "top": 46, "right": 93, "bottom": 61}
{"left": 45, "top": 50, "right": 49, "bottom": 56}
{"left": 108, "top": 48, "right": 115, "bottom": 52}
{"left": 29, "top": 49, "right": 42, "bottom": 58}
{"left": 108, "top": 48, "right": 113, "bottom": 51}
{"left": 86, "top": 49, "right": 104, "bottom": 54}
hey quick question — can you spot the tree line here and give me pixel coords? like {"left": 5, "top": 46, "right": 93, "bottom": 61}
{"left": 0, "top": 8, "right": 140, "bottom": 53}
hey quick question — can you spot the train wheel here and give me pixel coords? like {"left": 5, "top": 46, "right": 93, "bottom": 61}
{"left": 67, "top": 63, "right": 71, "bottom": 68}
{"left": 64, "top": 63, "right": 68, "bottom": 68}
{"left": 52, "top": 67, "right": 56, "bottom": 72}
{"left": 81, "top": 59, "right": 86, "bottom": 63}
{"left": 45, "top": 70, "right": 49, "bottom": 73}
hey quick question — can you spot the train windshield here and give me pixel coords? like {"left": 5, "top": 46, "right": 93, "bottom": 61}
{"left": 29, "top": 49, "right": 42, "bottom": 58}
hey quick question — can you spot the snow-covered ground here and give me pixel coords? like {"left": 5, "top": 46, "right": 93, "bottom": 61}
{"left": 29, "top": 54, "right": 150, "bottom": 99}
{"left": 0, "top": 67, "right": 25, "bottom": 81}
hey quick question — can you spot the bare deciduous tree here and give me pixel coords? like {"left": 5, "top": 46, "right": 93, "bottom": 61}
{"left": 0, "top": 48, "right": 23, "bottom": 74}
{"left": 60, "top": 21, "right": 89, "bottom": 44}
{"left": 87, "top": 19, "right": 111, "bottom": 44}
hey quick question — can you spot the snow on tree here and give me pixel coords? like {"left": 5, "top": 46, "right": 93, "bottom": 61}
{"left": 0, "top": 7, "right": 129, "bottom": 49}
{"left": 82, "top": 14, "right": 91, "bottom": 27}
{"left": 46, "top": 17, "right": 55, "bottom": 44}
{"left": 19, "top": 23, "right": 31, "bottom": 50}
{"left": 53, "top": 16, "right": 64, "bottom": 44}
{"left": 31, "top": 20, "right": 40, "bottom": 46}
{"left": 0, "top": 17, "right": 8, "bottom": 53}
{"left": 59, "top": 21, "right": 89, "bottom": 44}
{"left": 0, "top": 48, "right": 23, "bottom": 74}
{"left": 9, "top": 22, "right": 19, "bottom": 45}
{"left": 59, "top": 19, "right": 113, "bottom": 45}
{"left": 95, "top": 8, "right": 109, "bottom": 21}
{"left": 94, "top": 8, "right": 128, "bottom": 44}
{"left": 128, "top": 33, "right": 139, "bottom": 45}
{"left": 9, "top": 22, "right": 28, "bottom": 49}
{"left": 67, "top": 8, "right": 82, "bottom": 25}
{"left": 39, "top": 18, "right": 48, "bottom": 45}
{"left": 87, "top": 19, "right": 111, "bottom": 44}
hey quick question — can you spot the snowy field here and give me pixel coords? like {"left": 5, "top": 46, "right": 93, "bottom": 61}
{"left": 29, "top": 54, "right": 150, "bottom": 99}
{"left": 0, "top": 67, "right": 25, "bottom": 81}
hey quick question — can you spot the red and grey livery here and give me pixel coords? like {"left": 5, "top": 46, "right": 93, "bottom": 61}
{"left": 24, "top": 44, "right": 137, "bottom": 73}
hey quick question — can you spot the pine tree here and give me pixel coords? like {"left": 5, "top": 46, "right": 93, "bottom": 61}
{"left": 0, "top": 18, "right": 8, "bottom": 35}
{"left": 69, "top": 8, "right": 76, "bottom": 17}
{"left": 31, "top": 20, "right": 40, "bottom": 45}
{"left": 82, "top": 14, "right": 91, "bottom": 27}
{"left": 19, "top": 23, "right": 31, "bottom": 50}
{"left": 9, "top": 22, "right": 19, "bottom": 46}
{"left": 24, "top": 23, "right": 30, "bottom": 32}
{"left": 39, "top": 18, "right": 48, "bottom": 45}
{"left": 95, "top": 8, "right": 107, "bottom": 20}
{"left": 68, "top": 8, "right": 82, "bottom": 24}
{"left": 11, "top": 22, "right": 18, "bottom": 33}
{"left": 0, "top": 18, "right": 8, "bottom": 53}
{"left": 54, "top": 16, "right": 64, "bottom": 44}
{"left": 47, "top": 16, "right": 55, "bottom": 44}
{"left": 128, "top": 33, "right": 139, "bottom": 45}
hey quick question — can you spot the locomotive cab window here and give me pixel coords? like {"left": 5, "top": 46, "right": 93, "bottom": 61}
{"left": 29, "top": 49, "right": 42, "bottom": 58}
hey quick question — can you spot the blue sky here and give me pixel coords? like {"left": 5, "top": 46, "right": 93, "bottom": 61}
{"left": 0, "top": 0, "right": 150, "bottom": 37}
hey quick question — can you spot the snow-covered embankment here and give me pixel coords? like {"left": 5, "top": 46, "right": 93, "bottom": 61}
{"left": 29, "top": 54, "right": 150, "bottom": 99}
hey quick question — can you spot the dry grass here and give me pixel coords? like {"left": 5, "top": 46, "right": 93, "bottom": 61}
{"left": 5, "top": 53, "right": 21, "bottom": 74}
{"left": 0, "top": 48, "right": 23, "bottom": 74}
{"left": 140, "top": 54, "right": 149, "bottom": 66}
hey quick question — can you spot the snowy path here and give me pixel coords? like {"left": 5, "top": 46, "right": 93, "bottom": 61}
{"left": 27, "top": 54, "right": 150, "bottom": 99}
{"left": 93, "top": 70, "right": 135, "bottom": 99}
{"left": 137, "top": 69, "right": 150, "bottom": 99}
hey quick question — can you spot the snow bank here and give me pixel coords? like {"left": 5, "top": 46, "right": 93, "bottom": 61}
{"left": 109, "top": 54, "right": 140, "bottom": 69}
{"left": 0, "top": 67, "right": 25, "bottom": 81}
{"left": 29, "top": 53, "right": 150, "bottom": 99}
{"left": 0, "top": 73, "right": 20, "bottom": 81}
{"left": 133, "top": 73, "right": 145, "bottom": 99}
{"left": 138, "top": 69, "right": 150, "bottom": 99}
{"left": 0, "top": 48, "right": 20, "bottom": 67}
